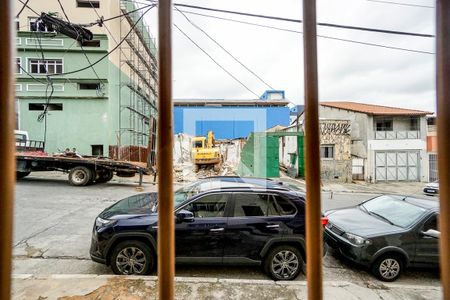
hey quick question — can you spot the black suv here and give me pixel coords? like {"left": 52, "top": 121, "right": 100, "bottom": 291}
{"left": 90, "top": 177, "right": 311, "bottom": 280}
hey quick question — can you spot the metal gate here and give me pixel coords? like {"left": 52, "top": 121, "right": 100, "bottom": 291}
{"left": 429, "top": 153, "right": 438, "bottom": 182}
{"left": 352, "top": 158, "right": 364, "bottom": 180}
{"left": 375, "top": 151, "right": 420, "bottom": 182}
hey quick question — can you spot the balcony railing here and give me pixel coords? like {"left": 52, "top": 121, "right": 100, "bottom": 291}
{"left": 375, "top": 130, "right": 420, "bottom": 140}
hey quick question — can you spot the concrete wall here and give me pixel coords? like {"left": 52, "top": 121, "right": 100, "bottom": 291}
{"left": 319, "top": 120, "right": 352, "bottom": 182}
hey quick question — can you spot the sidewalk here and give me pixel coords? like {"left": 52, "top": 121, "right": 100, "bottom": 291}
{"left": 278, "top": 174, "right": 428, "bottom": 196}
{"left": 12, "top": 274, "right": 441, "bottom": 300}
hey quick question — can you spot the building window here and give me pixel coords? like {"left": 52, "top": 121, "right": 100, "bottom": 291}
{"left": 91, "top": 145, "right": 104, "bottom": 156}
{"left": 320, "top": 145, "right": 334, "bottom": 159}
{"left": 375, "top": 118, "right": 393, "bottom": 131}
{"left": 80, "top": 40, "right": 101, "bottom": 47}
{"left": 79, "top": 83, "right": 100, "bottom": 90}
{"left": 15, "top": 19, "right": 19, "bottom": 31}
{"left": 29, "top": 59, "right": 63, "bottom": 75}
{"left": 76, "top": 0, "right": 100, "bottom": 8}
{"left": 16, "top": 58, "right": 22, "bottom": 74}
{"left": 29, "top": 103, "right": 63, "bottom": 111}
{"left": 410, "top": 117, "right": 420, "bottom": 131}
{"left": 29, "top": 17, "right": 54, "bottom": 32}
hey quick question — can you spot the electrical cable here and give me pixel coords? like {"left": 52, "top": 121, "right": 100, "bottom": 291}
{"left": 366, "top": 0, "right": 434, "bottom": 8}
{"left": 57, "top": 0, "right": 105, "bottom": 95}
{"left": 49, "top": 5, "right": 155, "bottom": 77}
{"left": 178, "top": 9, "right": 434, "bottom": 55}
{"left": 174, "top": 23, "right": 260, "bottom": 98}
{"left": 166, "top": 2, "right": 435, "bottom": 38}
{"left": 16, "top": 0, "right": 31, "bottom": 18}
{"left": 87, "top": 0, "right": 133, "bottom": 65}
{"left": 17, "top": 0, "right": 39, "bottom": 17}
{"left": 175, "top": 6, "right": 276, "bottom": 90}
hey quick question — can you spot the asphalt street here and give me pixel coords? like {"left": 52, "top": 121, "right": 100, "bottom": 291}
{"left": 12, "top": 173, "right": 440, "bottom": 288}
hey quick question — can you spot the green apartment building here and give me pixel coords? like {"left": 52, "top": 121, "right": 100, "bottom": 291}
{"left": 14, "top": 0, "right": 157, "bottom": 163}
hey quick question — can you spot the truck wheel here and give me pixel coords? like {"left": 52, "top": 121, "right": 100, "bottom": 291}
{"left": 194, "top": 164, "right": 199, "bottom": 172}
{"left": 68, "top": 166, "right": 92, "bottom": 186}
{"left": 96, "top": 170, "right": 114, "bottom": 183}
{"left": 16, "top": 171, "right": 31, "bottom": 179}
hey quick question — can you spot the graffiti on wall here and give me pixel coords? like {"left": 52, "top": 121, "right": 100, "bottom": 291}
{"left": 320, "top": 122, "right": 351, "bottom": 135}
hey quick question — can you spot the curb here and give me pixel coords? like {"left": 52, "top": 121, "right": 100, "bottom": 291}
{"left": 11, "top": 274, "right": 442, "bottom": 291}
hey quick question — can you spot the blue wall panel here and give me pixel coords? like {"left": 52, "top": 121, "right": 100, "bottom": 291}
{"left": 174, "top": 106, "right": 289, "bottom": 139}
{"left": 195, "top": 121, "right": 254, "bottom": 139}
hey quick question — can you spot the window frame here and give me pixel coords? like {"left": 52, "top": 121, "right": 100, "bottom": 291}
{"left": 76, "top": 0, "right": 100, "bottom": 8}
{"left": 375, "top": 118, "right": 393, "bottom": 131}
{"left": 15, "top": 57, "right": 22, "bottom": 74}
{"left": 230, "top": 192, "right": 297, "bottom": 218}
{"left": 177, "top": 192, "right": 232, "bottom": 218}
{"left": 28, "top": 103, "right": 63, "bottom": 111}
{"left": 28, "top": 58, "right": 64, "bottom": 75}
{"left": 320, "top": 144, "right": 334, "bottom": 160}
{"left": 410, "top": 117, "right": 420, "bottom": 131}
{"left": 28, "top": 17, "right": 55, "bottom": 33}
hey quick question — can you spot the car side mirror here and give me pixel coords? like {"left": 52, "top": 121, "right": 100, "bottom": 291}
{"left": 176, "top": 209, "right": 194, "bottom": 223}
{"left": 421, "top": 229, "right": 440, "bottom": 239}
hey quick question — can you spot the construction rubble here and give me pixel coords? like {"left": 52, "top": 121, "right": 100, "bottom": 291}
{"left": 173, "top": 134, "right": 245, "bottom": 182}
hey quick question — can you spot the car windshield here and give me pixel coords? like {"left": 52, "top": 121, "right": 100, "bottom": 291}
{"left": 174, "top": 181, "right": 203, "bottom": 207}
{"left": 104, "top": 193, "right": 158, "bottom": 217}
{"left": 361, "top": 195, "right": 427, "bottom": 228}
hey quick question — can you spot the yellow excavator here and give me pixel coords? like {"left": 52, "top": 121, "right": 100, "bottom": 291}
{"left": 191, "top": 131, "right": 221, "bottom": 172}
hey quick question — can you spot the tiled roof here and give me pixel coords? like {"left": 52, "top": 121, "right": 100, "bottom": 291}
{"left": 320, "top": 101, "right": 433, "bottom": 116}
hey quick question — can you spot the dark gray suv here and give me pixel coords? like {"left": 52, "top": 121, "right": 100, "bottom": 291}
{"left": 324, "top": 195, "right": 439, "bottom": 281}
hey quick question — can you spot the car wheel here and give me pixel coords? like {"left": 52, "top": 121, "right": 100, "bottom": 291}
{"left": 68, "top": 166, "right": 92, "bottom": 186}
{"left": 110, "top": 241, "right": 153, "bottom": 275}
{"left": 264, "top": 245, "right": 303, "bottom": 280}
{"left": 371, "top": 254, "right": 403, "bottom": 282}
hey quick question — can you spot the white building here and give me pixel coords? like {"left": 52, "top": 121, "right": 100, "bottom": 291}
{"left": 316, "top": 102, "right": 432, "bottom": 182}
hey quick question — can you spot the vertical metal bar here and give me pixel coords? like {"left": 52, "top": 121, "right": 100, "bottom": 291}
{"left": 0, "top": 0, "right": 15, "bottom": 299}
{"left": 302, "top": 0, "right": 323, "bottom": 299}
{"left": 157, "top": 0, "right": 175, "bottom": 299}
{"left": 436, "top": 2, "right": 450, "bottom": 299}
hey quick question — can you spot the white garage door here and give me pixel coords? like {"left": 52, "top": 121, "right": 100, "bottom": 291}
{"left": 375, "top": 151, "right": 420, "bottom": 182}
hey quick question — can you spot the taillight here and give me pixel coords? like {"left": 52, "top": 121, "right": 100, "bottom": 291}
{"left": 321, "top": 217, "right": 328, "bottom": 226}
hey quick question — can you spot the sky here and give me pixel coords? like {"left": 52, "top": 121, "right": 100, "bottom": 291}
{"left": 143, "top": 0, "right": 436, "bottom": 112}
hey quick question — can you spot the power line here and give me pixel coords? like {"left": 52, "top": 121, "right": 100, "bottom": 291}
{"left": 174, "top": 23, "right": 260, "bottom": 98}
{"left": 57, "top": 0, "right": 105, "bottom": 95}
{"left": 16, "top": 0, "right": 31, "bottom": 18}
{"left": 178, "top": 10, "right": 434, "bottom": 55}
{"left": 17, "top": 0, "right": 39, "bottom": 16}
{"left": 49, "top": 5, "right": 155, "bottom": 77}
{"left": 175, "top": 6, "right": 276, "bottom": 90}
{"left": 366, "top": 0, "right": 434, "bottom": 8}
{"left": 172, "top": 2, "right": 434, "bottom": 38}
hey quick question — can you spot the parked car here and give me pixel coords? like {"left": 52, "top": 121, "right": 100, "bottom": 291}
{"left": 90, "top": 177, "right": 322, "bottom": 280}
{"left": 423, "top": 181, "right": 439, "bottom": 196}
{"left": 324, "top": 195, "right": 439, "bottom": 281}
